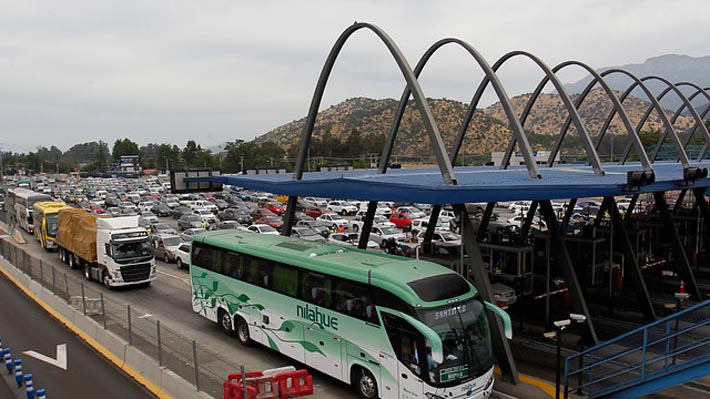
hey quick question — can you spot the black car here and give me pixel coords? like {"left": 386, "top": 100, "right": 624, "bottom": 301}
{"left": 217, "top": 208, "right": 253, "bottom": 225}
{"left": 171, "top": 206, "right": 192, "bottom": 219}
{"left": 151, "top": 204, "right": 173, "bottom": 217}
{"left": 177, "top": 214, "right": 204, "bottom": 230}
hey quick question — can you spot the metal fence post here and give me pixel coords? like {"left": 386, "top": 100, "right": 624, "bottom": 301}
{"left": 157, "top": 320, "right": 162, "bottom": 367}
{"left": 64, "top": 274, "right": 70, "bottom": 302}
{"left": 192, "top": 340, "right": 200, "bottom": 391}
{"left": 100, "top": 293, "right": 107, "bottom": 329}
{"left": 81, "top": 283, "right": 86, "bottom": 316}
{"left": 127, "top": 305, "right": 133, "bottom": 345}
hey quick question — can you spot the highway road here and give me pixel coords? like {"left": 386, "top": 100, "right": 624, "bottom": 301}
{"left": 0, "top": 255, "right": 156, "bottom": 399}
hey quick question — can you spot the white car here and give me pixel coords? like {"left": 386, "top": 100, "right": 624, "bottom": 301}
{"left": 192, "top": 208, "right": 217, "bottom": 224}
{"left": 350, "top": 212, "right": 395, "bottom": 233}
{"left": 395, "top": 206, "right": 426, "bottom": 220}
{"left": 247, "top": 224, "right": 279, "bottom": 235}
{"left": 410, "top": 217, "right": 450, "bottom": 235}
{"left": 140, "top": 211, "right": 159, "bottom": 224}
{"left": 327, "top": 200, "right": 358, "bottom": 216}
{"left": 174, "top": 242, "right": 191, "bottom": 270}
{"left": 327, "top": 232, "right": 380, "bottom": 249}
{"left": 303, "top": 196, "right": 328, "bottom": 208}
{"left": 316, "top": 213, "right": 349, "bottom": 229}
{"left": 508, "top": 201, "right": 532, "bottom": 214}
{"left": 369, "top": 225, "right": 406, "bottom": 247}
{"left": 506, "top": 215, "right": 547, "bottom": 231}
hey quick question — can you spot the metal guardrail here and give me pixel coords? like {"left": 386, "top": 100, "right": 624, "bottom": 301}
{"left": 563, "top": 299, "right": 710, "bottom": 398}
{"left": 0, "top": 238, "right": 243, "bottom": 398}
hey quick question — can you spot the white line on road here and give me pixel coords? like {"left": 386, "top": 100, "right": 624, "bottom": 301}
{"left": 23, "top": 344, "right": 67, "bottom": 370}
{"left": 156, "top": 269, "right": 191, "bottom": 286}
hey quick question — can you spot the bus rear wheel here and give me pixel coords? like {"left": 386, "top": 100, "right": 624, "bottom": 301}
{"left": 235, "top": 317, "right": 252, "bottom": 347}
{"left": 352, "top": 367, "right": 378, "bottom": 399}
{"left": 218, "top": 309, "right": 234, "bottom": 336}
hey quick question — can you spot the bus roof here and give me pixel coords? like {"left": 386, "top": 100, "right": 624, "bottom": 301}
{"left": 197, "top": 230, "right": 476, "bottom": 306}
{"left": 33, "top": 201, "right": 71, "bottom": 213}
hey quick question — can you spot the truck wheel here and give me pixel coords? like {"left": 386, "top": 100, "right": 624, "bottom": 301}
{"left": 101, "top": 270, "right": 113, "bottom": 289}
{"left": 236, "top": 317, "right": 252, "bottom": 347}
{"left": 58, "top": 249, "right": 65, "bottom": 264}
{"left": 218, "top": 309, "right": 234, "bottom": 336}
{"left": 68, "top": 253, "right": 77, "bottom": 269}
{"left": 352, "top": 367, "right": 378, "bottom": 399}
{"left": 176, "top": 258, "right": 183, "bottom": 269}
{"left": 83, "top": 264, "right": 92, "bottom": 281}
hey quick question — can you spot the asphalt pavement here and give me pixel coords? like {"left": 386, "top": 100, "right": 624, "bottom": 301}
{"left": 0, "top": 263, "right": 156, "bottom": 399}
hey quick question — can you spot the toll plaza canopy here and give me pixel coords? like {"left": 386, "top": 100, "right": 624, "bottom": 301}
{"left": 184, "top": 160, "right": 710, "bottom": 204}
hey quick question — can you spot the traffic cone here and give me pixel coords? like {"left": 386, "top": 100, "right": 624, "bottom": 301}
{"left": 679, "top": 280, "right": 685, "bottom": 294}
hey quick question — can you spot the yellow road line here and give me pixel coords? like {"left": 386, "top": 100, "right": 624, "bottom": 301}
{"left": 495, "top": 366, "right": 556, "bottom": 398}
{"left": 0, "top": 260, "right": 172, "bottom": 399}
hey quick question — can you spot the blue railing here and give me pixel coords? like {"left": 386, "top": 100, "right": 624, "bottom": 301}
{"left": 564, "top": 299, "right": 710, "bottom": 398}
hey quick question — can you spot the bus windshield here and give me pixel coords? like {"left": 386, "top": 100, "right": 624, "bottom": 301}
{"left": 46, "top": 213, "right": 59, "bottom": 238}
{"left": 416, "top": 298, "right": 492, "bottom": 385}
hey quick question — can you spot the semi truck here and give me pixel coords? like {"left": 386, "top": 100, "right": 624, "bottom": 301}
{"left": 55, "top": 208, "right": 156, "bottom": 288}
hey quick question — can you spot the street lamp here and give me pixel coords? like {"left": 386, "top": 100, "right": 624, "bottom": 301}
{"left": 546, "top": 318, "right": 571, "bottom": 399}
{"left": 570, "top": 313, "right": 587, "bottom": 396}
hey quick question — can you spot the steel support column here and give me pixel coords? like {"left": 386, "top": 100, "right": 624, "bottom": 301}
{"left": 693, "top": 188, "right": 709, "bottom": 238}
{"left": 454, "top": 204, "right": 519, "bottom": 383}
{"left": 602, "top": 196, "right": 656, "bottom": 321}
{"left": 422, "top": 204, "right": 442, "bottom": 246}
{"left": 357, "top": 201, "right": 379, "bottom": 249}
{"left": 476, "top": 203, "right": 496, "bottom": 242}
{"left": 537, "top": 200, "right": 598, "bottom": 344}
{"left": 653, "top": 192, "right": 702, "bottom": 300}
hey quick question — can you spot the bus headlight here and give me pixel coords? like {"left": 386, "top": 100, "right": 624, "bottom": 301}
{"left": 484, "top": 375, "right": 494, "bottom": 390}
{"left": 424, "top": 393, "right": 445, "bottom": 399}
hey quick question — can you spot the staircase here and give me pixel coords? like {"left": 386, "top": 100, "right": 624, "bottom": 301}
{"left": 563, "top": 299, "right": 710, "bottom": 399}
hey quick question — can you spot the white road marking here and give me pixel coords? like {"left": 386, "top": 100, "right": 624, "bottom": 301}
{"left": 24, "top": 344, "right": 67, "bottom": 370}
{"left": 156, "top": 269, "right": 191, "bottom": 286}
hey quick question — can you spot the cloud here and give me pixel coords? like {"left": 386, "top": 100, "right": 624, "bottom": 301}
{"left": 1, "top": 0, "right": 709, "bottom": 153}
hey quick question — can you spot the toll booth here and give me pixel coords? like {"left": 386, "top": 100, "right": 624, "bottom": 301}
{"left": 479, "top": 242, "right": 534, "bottom": 296}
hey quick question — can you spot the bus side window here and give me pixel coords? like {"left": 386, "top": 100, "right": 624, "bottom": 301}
{"left": 301, "top": 272, "right": 330, "bottom": 307}
{"left": 225, "top": 251, "right": 241, "bottom": 279}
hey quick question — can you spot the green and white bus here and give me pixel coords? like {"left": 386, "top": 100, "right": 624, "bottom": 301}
{"left": 190, "top": 230, "right": 512, "bottom": 399}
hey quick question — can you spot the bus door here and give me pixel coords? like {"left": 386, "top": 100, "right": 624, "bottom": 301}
{"left": 381, "top": 312, "right": 426, "bottom": 398}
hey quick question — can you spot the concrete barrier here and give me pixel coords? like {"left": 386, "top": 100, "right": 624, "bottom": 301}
{"left": 0, "top": 248, "right": 212, "bottom": 399}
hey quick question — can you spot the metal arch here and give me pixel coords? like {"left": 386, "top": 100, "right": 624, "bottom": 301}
{"left": 382, "top": 38, "right": 540, "bottom": 180}
{"left": 461, "top": 51, "right": 604, "bottom": 174}
{"left": 672, "top": 83, "right": 710, "bottom": 160}
{"left": 291, "top": 22, "right": 456, "bottom": 185}
{"left": 648, "top": 85, "right": 710, "bottom": 161}
{"left": 564, "top": 68, "right": 689, "bottom": 168}
{"left": 618, "top": 77, "right": 710, "bottom": 163}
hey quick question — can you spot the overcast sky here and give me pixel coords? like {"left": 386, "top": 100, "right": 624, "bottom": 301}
{"left": 2, "top": 0, "right": 709, "bottom": 154}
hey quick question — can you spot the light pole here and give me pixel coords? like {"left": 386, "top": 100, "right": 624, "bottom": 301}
{"left": 546, "top": 318, "right": 571, "bottom": 399}
{"left": 570, "top": 313, "right": 587, "bottom": 396}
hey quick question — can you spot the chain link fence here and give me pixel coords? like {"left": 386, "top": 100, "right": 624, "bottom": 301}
{"left": 0, "top": 238, "right": 244, "bottom": 398}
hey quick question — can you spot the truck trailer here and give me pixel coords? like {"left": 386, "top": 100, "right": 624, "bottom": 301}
{"left": 55, "top": 208, "right": 156, "bottom": 287}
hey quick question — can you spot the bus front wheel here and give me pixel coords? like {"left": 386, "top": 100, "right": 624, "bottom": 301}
{"left": 218, "top": 309, "right": 234, "bottom": 336}
{"left": 352, "top": 367, "right": 378, "bottom": 399}
{"left": 236, "top": 317, "right": 252, "bottom": 347}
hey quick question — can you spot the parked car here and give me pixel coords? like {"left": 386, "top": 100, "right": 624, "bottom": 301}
{"left": 506, "top": 215, "right": 547, "bottom": 231}
{"left": 180, "top": 227, "right": 207, "bottom": 242}
{"left": 327, "top": 200, "right": 358, "bottom": 216}
{"left": 178, "top": 214, "right": 204, "bottom": 230}
{"left": 395, "top": 206, "right": 426, "bottom": 219}
{"left": 151, "top": 234, "right": 184, "bottom": 263}
{"left": 151, "top": 204, "right": 173, "bottom": 217}
{"left": 250, "top": 208, "right": 277, "bottom": 221}
{"left": 105, "top": 206, "right": 122, "bottom": 217}
{"left": 192, "top": 208, "right": 217, "bottom": 224}
{"left": 259, "top": 216, "right": 284, "bottom": 231}
{"left": 291, "top": 226, "right": 326, "bottom": 242}
{"left": 217, "top": 208, "right": 254, "bottom": 225}
{"left": 260, "top": 200, "right": 286, "bottom": 215}
{"left": 327, "top": 232, "right": 380, "bottom": 249}
{"left": 247, "top": 224, "right": 280, "bottom": 235}
{"left": 350, "top": 213, "right": 395, "bottom": 233}
{"left": 369, "top": 225, "right": 406, "bottom": 247}
{"left": 174, "top": 242, "right": 191, "bottom": 269}
{"left": 140, "top": 211, "right": 159, "bottom": 224}
{"left": 150, "top": 222, "right": 178, "bottom": 236}
{"left": 215, "top": 220, "right": 249, "bottom": 231}
{"left": 303, "top": 196, "right": 328, "bottom": 208}
{"left": 213, "top": 199, "right": 230, "bottom": 210}
{"left": 316, "top": 213, "right": 349, "bottom": 230}
{"left": 389, "top": 211, "right": 416, "bottom": 228}
{"left": 417, "top": 230, "right": 461, "bottom": 255}
{"left": 295, "top": 220, "right": 331, "bottom": 238}
{"left": 303, "top": 206, "right": 325, "bottom": 219}
{"left": 171, "top": 206, "right": 193, "bottom": 219}
{"left": 410, "top": 217, "right": 450, "bottom": 235}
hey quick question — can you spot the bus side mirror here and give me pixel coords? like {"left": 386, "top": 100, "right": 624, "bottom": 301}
{"left": 379, "top": 308, "right": 444, "bottom": 364}
{"left": 484, "top": 300, "right": 513, "bottom": 339}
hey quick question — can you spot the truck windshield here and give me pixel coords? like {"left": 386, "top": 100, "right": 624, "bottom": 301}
{"left": 46, "top": 214, "right": 59, "bottom": 238}
{"left": 113, "top": 241, "right": 153, "bottom": 259}
{"left": 416, "top": 298, "right": 493, "bottom": 385}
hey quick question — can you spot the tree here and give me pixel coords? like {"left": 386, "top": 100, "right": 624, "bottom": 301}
{"left": 182, "top": 140, "right": 201, "bottom": 167}
{"left": 112, "top": 138, "right": 140, "bottom": 161}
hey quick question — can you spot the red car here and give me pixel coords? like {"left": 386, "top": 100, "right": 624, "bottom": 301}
{"left": 259, "top": 216, "right": 284, "bottom": 231}
{"left": 261, "top": 201, "right": 286, "bottom": 215}
{"left": 88, "top": 203, "right": 105, "bottom": 214}
{"left": 304, "top": 206, "right": 325, "bottom": 219}
{"left": 250, "top": 208, "right": 277, "bottom": 220}
{"left": 389, "top": 211, "right": 414, "bottom": 228}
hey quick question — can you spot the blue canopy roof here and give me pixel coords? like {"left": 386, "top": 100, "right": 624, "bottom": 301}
{"left": 185, "top": 161, "right": 710, "bottom": 204}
